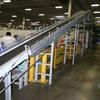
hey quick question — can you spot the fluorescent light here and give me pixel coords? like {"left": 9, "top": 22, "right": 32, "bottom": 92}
{"left": 26, "top": 19, "right": 30, "bottom": 21}
{"left": 3, "top": 0, "right": 11, "bottom": 3}
{"left": 49, "top": 18, "right": 55, "bottom": 20}
{"left": 12, "top": 15, "right": 17, "bottom": 18}
{"left": 25, "top": 8, "right": 32, "bottom": 11}
{"left": 55, "top": 6, "right": 63, "bottom": 9}
{"left": 93, "top": 11, "right": 100, "bottom": 14}
{"left": 7, "top": 22, "right": 12, "bottom": 25}
{"left": 39, "top": 14, "right": 45, "bottom": 16}
{"left": 64, "top": 12, "right": 68, "bottom": 15}
{"left": 10, "top": 20, "right": 15, "bottom": 22}
{"left": 91, "top": 4, "right": 100, "bottom": 7}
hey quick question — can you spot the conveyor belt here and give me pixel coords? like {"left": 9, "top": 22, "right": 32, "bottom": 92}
{"left": 0, "top": 11, "right": 91, "bottom": 65}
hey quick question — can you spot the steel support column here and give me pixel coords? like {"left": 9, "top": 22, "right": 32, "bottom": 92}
{"left": 76, "top": 24, "right": 80, "bottom": 56}
{"left": 24, "top": 60, "right": 29, "bottom": 86}
{"left": 72, "top": 25, "right": 77, "bottom": 65}
{"left": 49, "top": 42, "right": 55, "bottom": 85}
{"left": 4, "top": 72, "right": 11, "bottom": 100}
{"left": 63, "top": 33, "right": 68, "bottom": 64}
{"left": 81, "top": 18, "right": 86, "bottom": 57}
{"left": 68, "top": 0, "right": 72, "bottom": 18}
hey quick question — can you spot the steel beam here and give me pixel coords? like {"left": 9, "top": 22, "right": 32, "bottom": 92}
{"left": 68, "top": 0, "right": 72, "bottom": 18}
{"left": 4, "top": 72, "right": 11, "bottom": 100}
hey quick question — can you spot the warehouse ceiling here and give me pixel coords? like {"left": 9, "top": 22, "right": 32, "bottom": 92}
{"left": 0, "top": 0, "right": 100, "bottom": 28}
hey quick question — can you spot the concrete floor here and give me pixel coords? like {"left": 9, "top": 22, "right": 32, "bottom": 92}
{"left": 0, "top": 46, "right": 100, "bottom": 100}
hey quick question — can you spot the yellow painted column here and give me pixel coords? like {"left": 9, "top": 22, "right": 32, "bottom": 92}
{"left": 39, "top": 54, "right": 48, "bottom": 83}
{"left": 29, "top": 56, "right": 35, "bottom": 82}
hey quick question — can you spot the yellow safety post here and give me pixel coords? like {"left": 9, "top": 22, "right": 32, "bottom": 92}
{"left": 54, "top": 47, "right": 64, "bottom": 69}
{"left": 29, "top": 56, "right": 35, "bottom": 82}
{"left": 39, "top": 54, "right": 48, "bottom": 83}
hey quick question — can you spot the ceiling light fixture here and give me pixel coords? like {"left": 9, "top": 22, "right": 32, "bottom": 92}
{"left": 25, "top": 8, "right": 32, "bottom": 11}
{"left": 49, "top": 18, "right": 55, "bottom": 20}
{"left": 91, "top": 4, "right": 100, "bottom": 7}
{"left": 3, "top": 0, "right": 11, "bottom": 3}
{"left": 26, "top": 19, "right": 31, "bottom": 21}
{"left": 7, "top": 22, "right": 12, "bottom": 25}
{"left": 55, "top": 6, "right": 63, "bottom": 9}
{"left": 93, "top": 11, "right": 100, "bottom": 14}
{"left": 12, "top": 15, "right": 17, "bottom": 18}
{"left": 39, "top": 14, "right": 45, "bottom": 16}
{"left": 64, "top": 12, "right": 68, "bottom": 15}
{"left": 10, "top": 19, "right": 15, "bottom": 22}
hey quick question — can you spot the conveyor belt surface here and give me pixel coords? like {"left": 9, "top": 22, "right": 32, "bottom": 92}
{"left": 0, "top": 11, "right": 91, "bottom": 65}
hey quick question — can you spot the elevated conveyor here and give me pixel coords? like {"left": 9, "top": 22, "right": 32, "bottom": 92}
{"left": 0, "top": 11, "right": 91, "bottom": 65}
{"left": 0, "top": 11, "right": 94, "bottom": 100}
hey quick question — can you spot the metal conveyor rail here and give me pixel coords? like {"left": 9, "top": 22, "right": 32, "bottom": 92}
{"left": 0, "top": 11, "right": 89, "bottom": 65}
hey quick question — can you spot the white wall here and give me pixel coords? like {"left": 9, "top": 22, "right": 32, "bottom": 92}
{"left": 0, "top": 29, "right": 40, "bottom": 38}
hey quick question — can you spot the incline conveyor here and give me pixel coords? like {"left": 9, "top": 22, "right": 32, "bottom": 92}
{"left": 0, "top": 11, "right": 91, "bottom": 65}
